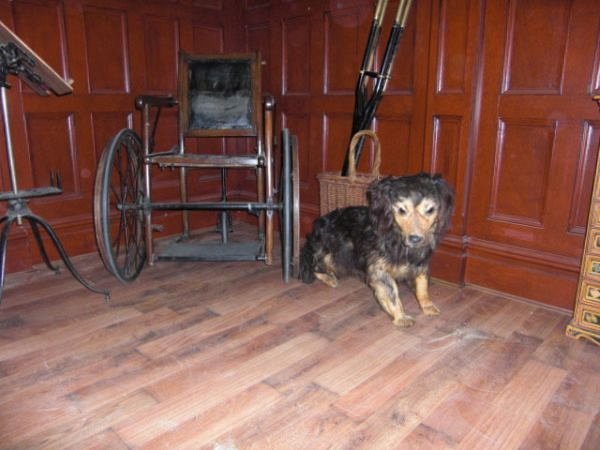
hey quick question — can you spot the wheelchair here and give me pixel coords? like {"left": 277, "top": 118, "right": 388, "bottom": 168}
{"left": 93, "top": 52, "right": 299, "bottom": 284}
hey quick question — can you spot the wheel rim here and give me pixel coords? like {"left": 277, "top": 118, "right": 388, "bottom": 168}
{"left": 291, "top": 134, "right": 300, "bottom": 278}
{"left": 279, "top": 130, "right": 301, "bottom": 281}
{"left": 94, "top": 129, "right": 146, "bottom": 282}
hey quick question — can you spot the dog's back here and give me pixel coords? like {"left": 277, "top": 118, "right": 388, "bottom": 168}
{"left": 299, "top": 173, "right": 454, "bottom": 286}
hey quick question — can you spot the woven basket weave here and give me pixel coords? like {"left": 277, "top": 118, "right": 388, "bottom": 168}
{"left": 317, "top": 130, "right": 381, "bottom": 215}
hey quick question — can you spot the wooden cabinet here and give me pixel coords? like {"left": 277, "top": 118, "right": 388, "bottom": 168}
{"left": 566, "top": 96, "right": 600, "bottom": 345}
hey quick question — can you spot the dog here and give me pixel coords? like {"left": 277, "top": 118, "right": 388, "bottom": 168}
{"left": 300, "top": 173, "right": 454, "bottom": 327}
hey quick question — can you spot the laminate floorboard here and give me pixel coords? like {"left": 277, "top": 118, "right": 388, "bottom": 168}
{"left": 0, "top": 233, "right": 598, "bottom": 449}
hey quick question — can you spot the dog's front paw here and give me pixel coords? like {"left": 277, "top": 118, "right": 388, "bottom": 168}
{"left": 422, "top": 303, "right": 440, "bottom": 316}
{"left": 315, "top": 272, "right": 338, "bottom": 288}
{"left": 393, "top": 314, "right": 416, "bottom": 327}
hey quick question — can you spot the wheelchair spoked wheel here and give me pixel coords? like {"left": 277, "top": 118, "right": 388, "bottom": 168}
{"left": 291, "top": 133, "right": 300, "bottom": 278}
{"left": 94, "top": 128, "right": 147, "bottom": 282}
{"left": 280, "top": 129, "right": 301, "bottom": 281}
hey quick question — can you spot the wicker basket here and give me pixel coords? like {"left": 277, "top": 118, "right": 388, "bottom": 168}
{"left": 317, "top": 130, "right": 382, "bottom": 215}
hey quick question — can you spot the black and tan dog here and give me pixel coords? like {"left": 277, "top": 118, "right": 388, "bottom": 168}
{"left": 300, "top": 173, "right": 454, "bottom": 327}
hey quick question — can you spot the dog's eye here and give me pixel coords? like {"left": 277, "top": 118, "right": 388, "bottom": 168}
{"left": 424, "top": 206, "right": 436, "bottom": 215}
{"left": 397, "top": 206, "right": 407, "bottom": 216}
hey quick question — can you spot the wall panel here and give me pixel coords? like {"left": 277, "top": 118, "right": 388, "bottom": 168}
{"left": 283, "top": 111, "right": 310, "bottom": 181}
{"left": 323, "top": 113, "right": 353, "bottom": 172}
{"left": 83, "top": 6, "right": 129, "bottom": 94}
{"left": 569, "top": 121, "right": 600, "bottom": 233}
{"left": 25, "top": 113, "right": 78, "bottom": 194}
{"left": 489, "top": 119, "right": 555, "bottom": 226}
{"left": 323, "top": 8, "right": 365, "bottom": 94}
{"left": 502, "top": 0, "right": 570, "bottom": 94}
{"left": 91, "top": 112, "right": 132, "bottom": 162}
{"left": 245, "top": 23, "right": 271, "bottom": 91}
{"left": 383, "top": 3, "right": 416, "bottom": 94}
{"left": 431, "top": 115, "right": 460, "bottom": 191}
{"left": 375, "top": 116, "right": 412, "bottom": 175}
{"left": 246, "top": 0, "right": 270, "bottom": 9}
{"left": 12, "top": 0, "right": 68, "bottom": 92}
{"left": 435, "top": 0, "right": 469, "bottom": 94}
{"left": 193, "top": 0, "right": 223, "bottom": 9}
{"left": 192, "top": 25, "right": 224, "bottom": 53}
{"left": 282, "top": 15, "right": 310, "bottom": 95}
{"left": 142, "top": 16, "right": 179, "bottom": 92}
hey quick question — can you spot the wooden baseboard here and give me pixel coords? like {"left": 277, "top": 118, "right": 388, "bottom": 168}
{"left": 430, "top": 234, "right": 466, "bottom": 284}
{"left": 465, "top": 240, "right": 579, "bottom": 310}
{"left": 1, "top": 203, "right": 582, "bottom": 312}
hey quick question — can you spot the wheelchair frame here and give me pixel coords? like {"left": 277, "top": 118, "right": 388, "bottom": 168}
{"left": 93, "top": 52, "right": 299, "bottom": 284}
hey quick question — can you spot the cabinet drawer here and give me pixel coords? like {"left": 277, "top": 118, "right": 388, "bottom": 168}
{"left": 592, "top": 203, "right": 600, "bottom": 227}
{"left": 579, "top": 307, "right": 600, "bottom": 331}
{"left": 584, "top": 255, "right": 600, "bottom": 280}
{"left": 579, "top": 280, "right": 600, "bottom": 306}
{"left": 589, "top": 229, "right": 600, "bottom": 254}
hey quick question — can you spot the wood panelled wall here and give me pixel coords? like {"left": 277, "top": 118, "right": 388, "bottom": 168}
{"left": 236, "top": 0, "right": 600, "bottom": 310}
{"left": 0, "top": 0, "right": 599, "bottom": 311}
{"left": 464, "top": 0, "right": 600, "bottom": 309}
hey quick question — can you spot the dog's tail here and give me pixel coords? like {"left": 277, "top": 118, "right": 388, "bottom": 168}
{"left": 299, "top": 236, "right": 316, "bottom": 284}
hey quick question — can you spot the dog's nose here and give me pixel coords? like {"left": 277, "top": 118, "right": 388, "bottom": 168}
{"left": 408, "top": 234, "right": 423, "bottom": 245}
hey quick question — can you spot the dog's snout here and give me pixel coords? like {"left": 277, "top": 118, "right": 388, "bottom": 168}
{"left": 408, "top": 234, "right": 423, "bottom": 245}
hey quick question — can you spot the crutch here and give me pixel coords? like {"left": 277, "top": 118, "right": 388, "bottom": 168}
{"left": 341, "top": 0, "right": 413, "bottom": 176}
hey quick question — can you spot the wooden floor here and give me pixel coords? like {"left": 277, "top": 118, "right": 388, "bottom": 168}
{"left": 0, "top": 235, "right": 599, "bottom": 449}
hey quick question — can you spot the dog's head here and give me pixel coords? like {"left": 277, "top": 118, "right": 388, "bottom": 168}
{"left": 367, "top": 173, "right": 454, "bottom": 249}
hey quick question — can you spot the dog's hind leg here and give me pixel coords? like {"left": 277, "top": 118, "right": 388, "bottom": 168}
{"left": 414, "top": 273, "right": 440, "bottom": 316}
{"left": 299, "top": 241, "right": 317, "bottom": 283}
{"left": 368, "top": 269, "right": 415, "bottom": 327}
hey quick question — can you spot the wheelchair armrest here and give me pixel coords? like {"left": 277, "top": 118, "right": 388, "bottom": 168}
{"left": 263, "top": 94, "right": 275, "bottom": 110}
{"left": 135, "top": 95, "right": 178, "bottom": 110}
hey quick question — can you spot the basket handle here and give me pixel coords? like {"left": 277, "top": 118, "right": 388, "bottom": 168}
{"left": 347, "top": 130, "right": 381, "bottom": 181}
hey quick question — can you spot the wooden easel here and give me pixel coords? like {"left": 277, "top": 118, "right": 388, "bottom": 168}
{"left": 0, "top": 21, "right": 108, "bottom": 301}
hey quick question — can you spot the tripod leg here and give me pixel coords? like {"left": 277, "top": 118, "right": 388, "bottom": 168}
{"left": 0, "top": 216, "right": 16, "bottom": 302}
{"left": 28, "top": 219, "right": 60, "bottom": 272}
{"left": 26, "top": 213, "right": 110, "bottom": 300}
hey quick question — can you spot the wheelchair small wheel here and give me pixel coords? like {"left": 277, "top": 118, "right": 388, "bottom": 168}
{"left": 94, "top": 128, "right": 146, "bottom": 282}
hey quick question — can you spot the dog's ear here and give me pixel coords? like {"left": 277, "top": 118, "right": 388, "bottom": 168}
{"left": 367, "top": 177, "right": 395, "bottom": 233}
{"left": 431, "top": 174, "right": 454, "bottom": 234}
